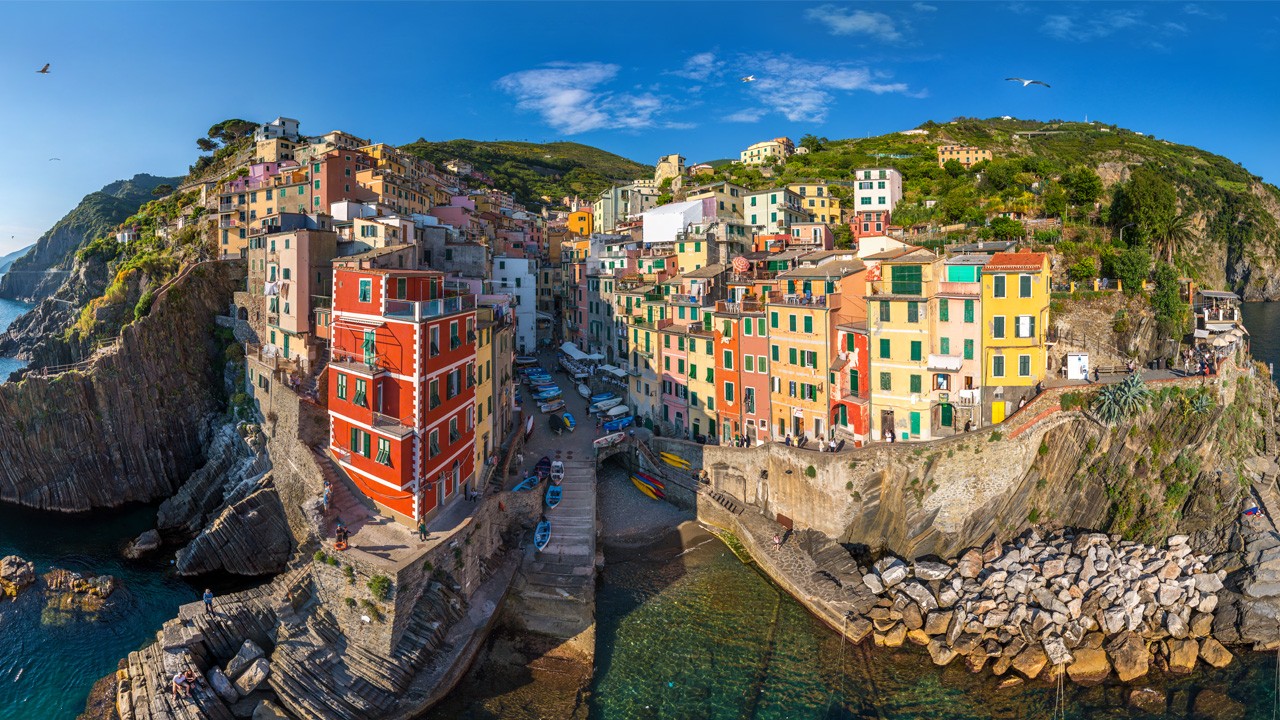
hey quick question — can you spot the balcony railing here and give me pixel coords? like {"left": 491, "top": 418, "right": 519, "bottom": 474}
{"left": 938, "top": 281, "right": 980, "bottom": 297}
{"left": 715, "top": 299, "right": 767, "bottom": 314}
{"left": 777, "top": 293, "right": 829, "bottom": 307}
{"left": 384, "top": 295, "right": 476, "bottom": 321}
{"left": 372, "top": 411, "right": 414, "bottom": 438}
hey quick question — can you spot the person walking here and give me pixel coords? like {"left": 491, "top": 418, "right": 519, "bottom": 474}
{"left": 417, "top": 518, "right": 428, "bottom": 542}
{"left": 773, "top": 533, "right": 783, "bottom": 551}
{"left": 203, "top": 588, "right": 214, "bottom": 615}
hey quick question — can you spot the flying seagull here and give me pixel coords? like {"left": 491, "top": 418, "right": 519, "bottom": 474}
{"left": 1005, "top": 77, "right": 1050, "bottom": 88}
{"left": 740, "top": 75, "right": 756, "bottom": 83}
{"left": 36, "top": 63, "right": 50, "bottom": 74}
{"left": 48, "top": 157, "right": 60, "bottom": 161}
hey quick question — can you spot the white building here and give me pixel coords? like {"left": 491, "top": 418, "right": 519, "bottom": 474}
{"left": 254, "top": 117, "right": 301, "bottom": 143}
{"left": 640, "top": 198, "right": 716, "bottom": 245}
{"left": 492, "top": 256, "right": 538, "bottom": 354}
{"left": 852, "top": 168, "right": 904, "bottom": 214}
{"left": 593, "top": 184, "right": 661, "bottom": 233}
{"left": 743, "top": 187, "right": 809, "bottom": 234}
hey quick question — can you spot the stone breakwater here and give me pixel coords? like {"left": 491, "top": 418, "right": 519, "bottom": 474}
{"left": 845, "top": 529, "right": 1234, "bottom": 685}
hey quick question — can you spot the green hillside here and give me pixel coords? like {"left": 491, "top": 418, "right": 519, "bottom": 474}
{"left": 400, "top": 139, "right": 651, "bottom": 208}
{"left": 692, "top": 117, "right": 1280, "bottom": 299}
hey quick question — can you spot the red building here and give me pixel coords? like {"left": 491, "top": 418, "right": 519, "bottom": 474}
{"left": 327, "top": 264, "right": 477, "bottom": 523}
{"left": 851, "top": 210, "right": 890, "bottom": 240}
{"left": 313, "top": 149, "right": 378, "bottom": 212}
{"left": 831, "top": 323, "right": 871, "bottom": 444}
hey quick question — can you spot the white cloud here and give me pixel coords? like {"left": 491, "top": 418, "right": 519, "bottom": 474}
{"left": 1042, "top": 8, "right": 1186, "bottom": 42}
{"left": 496, "top": 62, "right": 668, "bottom": 134}
{"left": 1183, "top": 3, "right": 1208, "bottom": 16}
{"left": 724, "top": 108, "right": 767, "bottom": 123}
{"left": 913, "top": 2, "right": 937, "bottom": 11}
{"left": 805, "top": 5, "right": 902, "bottom": 41}
{"left": 671, "top": 52, "right": 724, "bottom": 82}
{"left": 740, "top": 54, "right": 916, "bottom": 123}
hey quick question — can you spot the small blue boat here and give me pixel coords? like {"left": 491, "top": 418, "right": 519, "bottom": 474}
{"left": 562, "top": 412, "right": 576, "bottom": 431}
{"left": 545, "top": 485, "right": 562, "bottom": 509}
{"left": 533, "top": 390, "right": 562, "bottom": 402}
{"left": 534, "top": 520, "right": 552, "bottom": 551}
{"left": 513, "top": 475, "right": 540, "bottom": 492}
{"left": 590, "top": 392, "right": 617, "bottom": 403}
{"left": 603, "top": 415, "right": 634, "bottom": 432}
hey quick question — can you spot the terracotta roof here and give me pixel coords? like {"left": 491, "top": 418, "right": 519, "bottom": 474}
{"left": 985, "top": 251, "right": 1047, "bottom": 272}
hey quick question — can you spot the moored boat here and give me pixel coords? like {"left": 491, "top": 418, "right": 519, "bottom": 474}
{"left": 513, "top": 475, "right": 540, "bottom": 492}
{"left": 545, "top": 484, "right": 562, "bottom": 509}
{"left": 593, "top": 432, "right": 626, "bottom": 449}
{"left": 588, "top": 397, "right": 623, "bottom": 413}
{"left": 534, "top": 520, "right": 552, "bottom": 550}
{"left": 630, "top": 476, "right": 661, "bottom": 500}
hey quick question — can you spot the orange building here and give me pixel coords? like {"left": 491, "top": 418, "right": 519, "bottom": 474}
{"left": 567, "top": 209, "right": 594, "bottom": 237}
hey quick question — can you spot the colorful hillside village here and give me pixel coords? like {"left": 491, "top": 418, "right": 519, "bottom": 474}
{"left": 192, "top": 118, "right": 1237, "bottom": 526}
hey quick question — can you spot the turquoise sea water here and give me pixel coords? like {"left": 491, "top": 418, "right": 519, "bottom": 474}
{"left": 0, "top": 293, "right": 30, "bottom": 378}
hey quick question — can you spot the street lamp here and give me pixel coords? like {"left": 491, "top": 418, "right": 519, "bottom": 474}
{"left": 1118, "top": 222, "right": 1137, "bottom": 246}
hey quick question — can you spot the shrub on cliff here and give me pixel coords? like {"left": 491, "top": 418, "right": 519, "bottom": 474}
{"left": 367, "top": 574, "right": 392, "bottom": 602}
{"left": 1092, "top": 374, "right": 1153, "bottom": 424}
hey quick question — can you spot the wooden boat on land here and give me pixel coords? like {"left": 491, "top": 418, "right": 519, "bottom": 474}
{"left": 603, "top": 416, "right": 634, "bottom": 432}
{"left": 660, "top": 452, "right": 691, "bottom": 470}
{"left": 539, "top": 399, "right": 566, "bottom": 414}
{"left": 534, "top": 520, "right": 552, "bottom": 551}
{"left": 631, "top": 476, "right": 662, "bottom": 500}
{"left": 513, "top": 475, "right": 539, "bottom": 492}
{"left": 545, "top": 484, "right": 562, "bottom": 508}
{"left": 535, "top": 456, "right": 552, "bottom": 474}
{"left": 588, "top": 397, "right": 623, "bottom": 413}
{"left": 593, "top": 432, "right": 626, "bottom": 449}
{"left": 578, "top": 383, "right": 592, "bottom": 399}
{"left": 515, "top": 356, "right": 539, "bottom": 366}
{"left": 550, "top": 460, "right": 565, "bottom": 484}
{"left": 634, "top": 470, "right": 666, "bottom": 491}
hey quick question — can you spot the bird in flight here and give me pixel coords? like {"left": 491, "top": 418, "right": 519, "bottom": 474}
{"left": 48, "top": 158, "right": 61, "bottom": 161}
{"left": 741, "top": 75, "right": 756, "bottom": 83}
{"left": 1006, "top": 77, "right": 1050, "bottom": 88}
{"left": 36, "top": 63, "right": 50, "bottom": 74}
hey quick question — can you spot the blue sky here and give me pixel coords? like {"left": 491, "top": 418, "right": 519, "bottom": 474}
{"left": 1, "top": 1, "right": 1278, "bottom": 255}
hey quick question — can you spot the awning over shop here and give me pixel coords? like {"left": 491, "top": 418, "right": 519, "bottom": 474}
{"left": 1205, "top": 323, "right": 1236, "bottom": 333}
{"left": 927, "top": 354, "right": 964, "bottom": 372}
{"left": 1193, "top": 329, "right": 1210, "bottom": 339}
{"left": 560, "top": 342, "right": 605, "bottom": 362}
{"left": 598, "top": 364, "right": 628, "bottom": 379}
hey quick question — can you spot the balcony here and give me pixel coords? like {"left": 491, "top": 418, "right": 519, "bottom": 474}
{"left": 330, "top": 350, "right": 387, "bottom": 376}
{"left": 938, "top": 281, "right": 980, "bottom": 297}
{"left": 729, "top": 271, "right": 776, "bottom": 284}
{"left": 868, "top": 280, "right": 925, "bottom": 298}
{"left": 777, "top": 293, "right": 829, "bottom": 307}
{"left": 643, "top": 291, "right": 666, "bottom": 303}
{"left": 384, "top": 295, "right": 476, "bottom": 322}
{"left": 715, "top": 299, "right": 767, "bottom": 314}
{"left": 372, "top": 411, "right": 414, "bottom": 439}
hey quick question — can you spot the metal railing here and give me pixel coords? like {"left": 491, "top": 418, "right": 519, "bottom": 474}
{"left": 384, "top": 295, "right": 476, "bottom": 321}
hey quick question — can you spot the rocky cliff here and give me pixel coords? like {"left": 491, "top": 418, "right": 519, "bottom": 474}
{"left": 656, "top": 358, "right": 1276, "bottom": 560}
{"left": 0, "top": 174, "right": 179, "bottom": 303}
{"left": 0, "top": 260, "right": 242, "bottom": 511}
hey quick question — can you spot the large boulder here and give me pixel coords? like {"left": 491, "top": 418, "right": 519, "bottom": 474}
{"left": 225, "top": 640, "right": 266, "bottom": 680}
{"left": 1129, "top": 688, "right": 1166, "bottom": 714}
{"left": 1012, "top": 645, "right": 1048, "bottom": 680}
{"left": 1199, "top": 638, "right": 1234, "bottom": 668}
{"left": 232, "top": 658, "right": 270, "bottom": 696}
{"left": 123, "top": 530, "right": 162, "bottom": 560}
{"left": 1066, "top": 648, "right": 1110, "bottom": 685}
{"left": 1191, "top": 689, "right": 1245, "bottom": 720}
{"left": 207, "top": 667, "right": 239, "bottom": 703}
{"left": 1167, "top": 639, "right": 1198, "bottom": 674}
{"left": 252, "top": 699, "right": 292, "bottom": 720}
{"left": 1106, "top": 632, "right": 1150, "bottom": 682}
{"left": 0, "top": 555, "right": 36, "bottom": 597}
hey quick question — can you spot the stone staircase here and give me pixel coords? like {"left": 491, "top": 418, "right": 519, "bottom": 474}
{"left": 706, "top": 487, "right": 745, "bottom": 515}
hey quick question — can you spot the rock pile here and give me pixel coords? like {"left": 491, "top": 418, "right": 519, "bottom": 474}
{"left": 0, "top": 554, "right": 36, "bottom": 598}
{"left": 848, "top": 529, "right": 1230, "bottom": 684}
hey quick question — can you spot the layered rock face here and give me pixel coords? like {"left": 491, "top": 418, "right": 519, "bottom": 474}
{"left": 0, "top": 261, "right": 242, "bottom": 511}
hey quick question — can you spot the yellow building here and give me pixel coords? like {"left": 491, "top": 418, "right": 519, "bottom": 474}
{"left": 936, "top": 145, "right": 992, "bottom": 168}
{"left": 980, "top": 251, "right": 1051, "bottom": 423}
{"left": 686, "top": 325, "right": 718, "bottom": 441}
{"left": 354, "top": 167, "right": 432, "bottom": 216}
{"left": 787, "top": 181, "right": 842, "bottom": 225}
{"left": 567, "top": 209, "right": 594, "bottom": 237}
{"left": 255, "top": 138, "right": 300, "bottom": 164}
{"left": 767, "top": 252, "right": 868, "bottom": 442}
{"left": 740, "top": 137, "right": 795, "bottom": 165}
{"left": 685, "top": 181, "right": 750, "bottom": 220}
{"left": 866, "top": 247, "right": 943, "bottom": 442}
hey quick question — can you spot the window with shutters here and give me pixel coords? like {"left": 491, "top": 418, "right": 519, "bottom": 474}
{"left": 910, "top": 375, "right": 922, "bottom": 394}
{"left": 353, "top": 378, "right": 367, "bottom": 407}
{"left": 849, "top": 369, "right": 860, "bottom": 397}
{"left": 992, "top": 356, "right": 1005, "bottom": 377}
{"left": 723, "top": 350, "right": 733, "bottom": 370}
{"left": 940, "top": 337, "right": 951, "bottom": 355}
{"left": 964, "top": 299, "right": 974, "bottom": 323}
{"left": 758, "top": 355, "right": 767, "bottom": 373}
{"left": 358, "top": 279, "right": 372, "bottom": 303}
{"left": 879, "top": 301, "right": 891, "bottom": 322}
{"left": 964, "top": 339, "right": 974, "bottom": 360}
{"left": 993, "top": 275, "right": 1006, "bottom": 298}
{"left": 910, "top": 341, "right": 922, "bottom": 361}
{"left": 939, "top": 298, "right": 949, "bottom": 322}
{"left": 1016, "top": 315, "right": 1035, "bottom": 338}
{"left": 992, "top": 316, "right": 1005, "bottom": 339}
{"left": 789, "top": 347, "right": 797, "bottom": 364}
{"left": 1019, "top": 354, "right": 1032, "bottom": 376}
{"left": 757, "top": 318, "right": 766, "bottom": 335}
{"left": 772, "top": 345, "right": 779, "bottom": 361}
{"left": 725, "top": 382, "right": 735, "bottom": 403}
{"left": 879, "top": 372, "right": 892, "bottom": 390}
{"left": 891, "top": 265, "right": 922, "bottom": 295}
{"left": 907, "top": 301, "right": 919, "bottom": 323}
{"left": 770, "top": 311, "right": 778, "bottom": 328}
{"left": 336, "top": 373, "right": 347, "bottom": 400}
{"left": 879, "top": 339, "right": 890, "bottom": 358}
{"left": 375, "top": 438, "right": 391, "bottom": 465}
{"left": 745, "top": 355, "right": 754, "bottom": 372}
{"left": 803, "top": 316, "right": 813, "bottom": 333}
{"left": 789, "top": 314, "right": 797, "bottom": 332}
{"left": 1019, "top": 274, "right": 1033, "bottom": 298}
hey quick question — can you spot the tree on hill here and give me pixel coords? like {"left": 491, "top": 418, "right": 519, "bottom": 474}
{"left": 1150, "top": 261, "right": 1188, "bottom": 335}
{"left": 1152, "top": 212, "right": 1195, "bottom": 263}
{"left": 207, "top": 119, "right": 256, "bottom": 144}
{"left": 1112, "top": 247, "right": 1151, "bottom": 295}
{"left": 988, "top": 216, "right": 1025, "bottom": 241}
{"left": 1111, "top": 165, "right": 1177, "bottom": 245}
{"left": 1062, "top": 166, "right": 1103, "bottom": 207}
{"left": 196, "top": 138, "right": 218, "bottom": 152}
{"left": 151, "top": 184, "right": 174, "bottom": 197}
{"left": 943, "top": 159, "right": 966, "bottom": 178}
{"left": 800, "top": 134, "right": 828, "bottom": 152}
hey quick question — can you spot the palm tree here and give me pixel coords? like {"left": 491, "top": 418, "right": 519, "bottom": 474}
{"left": 1152, "top": 212, "right": 1194, "bottom": 263}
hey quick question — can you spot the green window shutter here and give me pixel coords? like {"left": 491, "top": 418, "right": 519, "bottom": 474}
{"left": 362, "top": 431, "right": 371, "bottom": 458}
{"left": 706, "top": 367, "right": 714, "bottom": 382}
{"left": 879, "top": 339, "right": 890, "bottom": 359}
{"left": 993, "top": 275, "right": 1006, "bottom": 298}
{"left": 789, "top": 314, "right": 796, "bottom": 332}
{"left": 723, "top": 350, "right": 733, "bottom": 370}
{"left": 770, "top": 311, "right": 779, "bottom": 328}
{"left": 940, "top": 337, "right": 950, "bottom": 355}
{"left": 745, "top": 355, "right": 754, "bottom": 372}
{"left": 907, "top": 302, "right": 919, "bottom": 323}
{"left": 726, "top": 383, "right": 734, "bottom": 403}
{"left": 939, "top": 298, "right": 949, "bottom": 322}
{"left": 804, "top": 316, "right": 813, "bottom": 333}
{"left": 789, "top": 348, "right": 797, "bottom": 364}
{"left": 879, "top": 301, "right": 891, "bottom": 322}
{"left": 363, "top": 330, "right": 376, "bottom": 365}
{"left": 690, "top": 364, "right": 697, "bottom": 379}
{"left": 1020, "top": 355, "right": 1032, "bottom": 376}
{"left": 772, "top": 345, "right": 779, "bottom": 362}
{"left": 879, "top": 372, "right": 892, "bottom": 391}
{"left": 910, "top": 341, "right": 922, "bottom": 362}
{"left": 910, "top": 375, "right": 922, "bottom": 394}
{"left": 349, "top": 427, "right": 359, "bottom": 452}
{"left": 964, "top": 339, "right": 974, "bottom": 360}
{"left": 850, "top": 370, "right": 860, "bottom": 397}
{"left": 757, "top": 318, "right": 766, "bottom": 335}
{"left": 760, "top": 356, "right": 768, "bottom": 373}
{"left": 846, "top": 334, "right": 855, "bottom": 351}
{"left": 993, "top": 316, "right": 1005, "bottom": 339}
{"left": 964, "top": 299, "right": 975, "bottom": 323}
{"left": 891, "top": 265, "right": 922, "bottom": 295}
{"left": 1020, "top": 274, "right": 1032, "bottom": 298}
{"left": 993, "top": 356, "right": 1005, "bottom": 377}
{"left": 337, "top": 373, "right": 347, "bottom": 400}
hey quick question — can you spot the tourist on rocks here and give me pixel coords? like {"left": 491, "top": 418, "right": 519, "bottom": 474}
{"left": 203, "top": 588, "right": 214, "bottom": 615}
{"left": 964, "top": 419, "right": 973, "bottom": 433}
{"left": 172, "top": 672, "right": 190, "bottom": 699}
{"left": 773, "top": 534, "right": 783, "bottom": 551}
{"left": 418, "top": 518, "right": 429, "bottom": 542}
